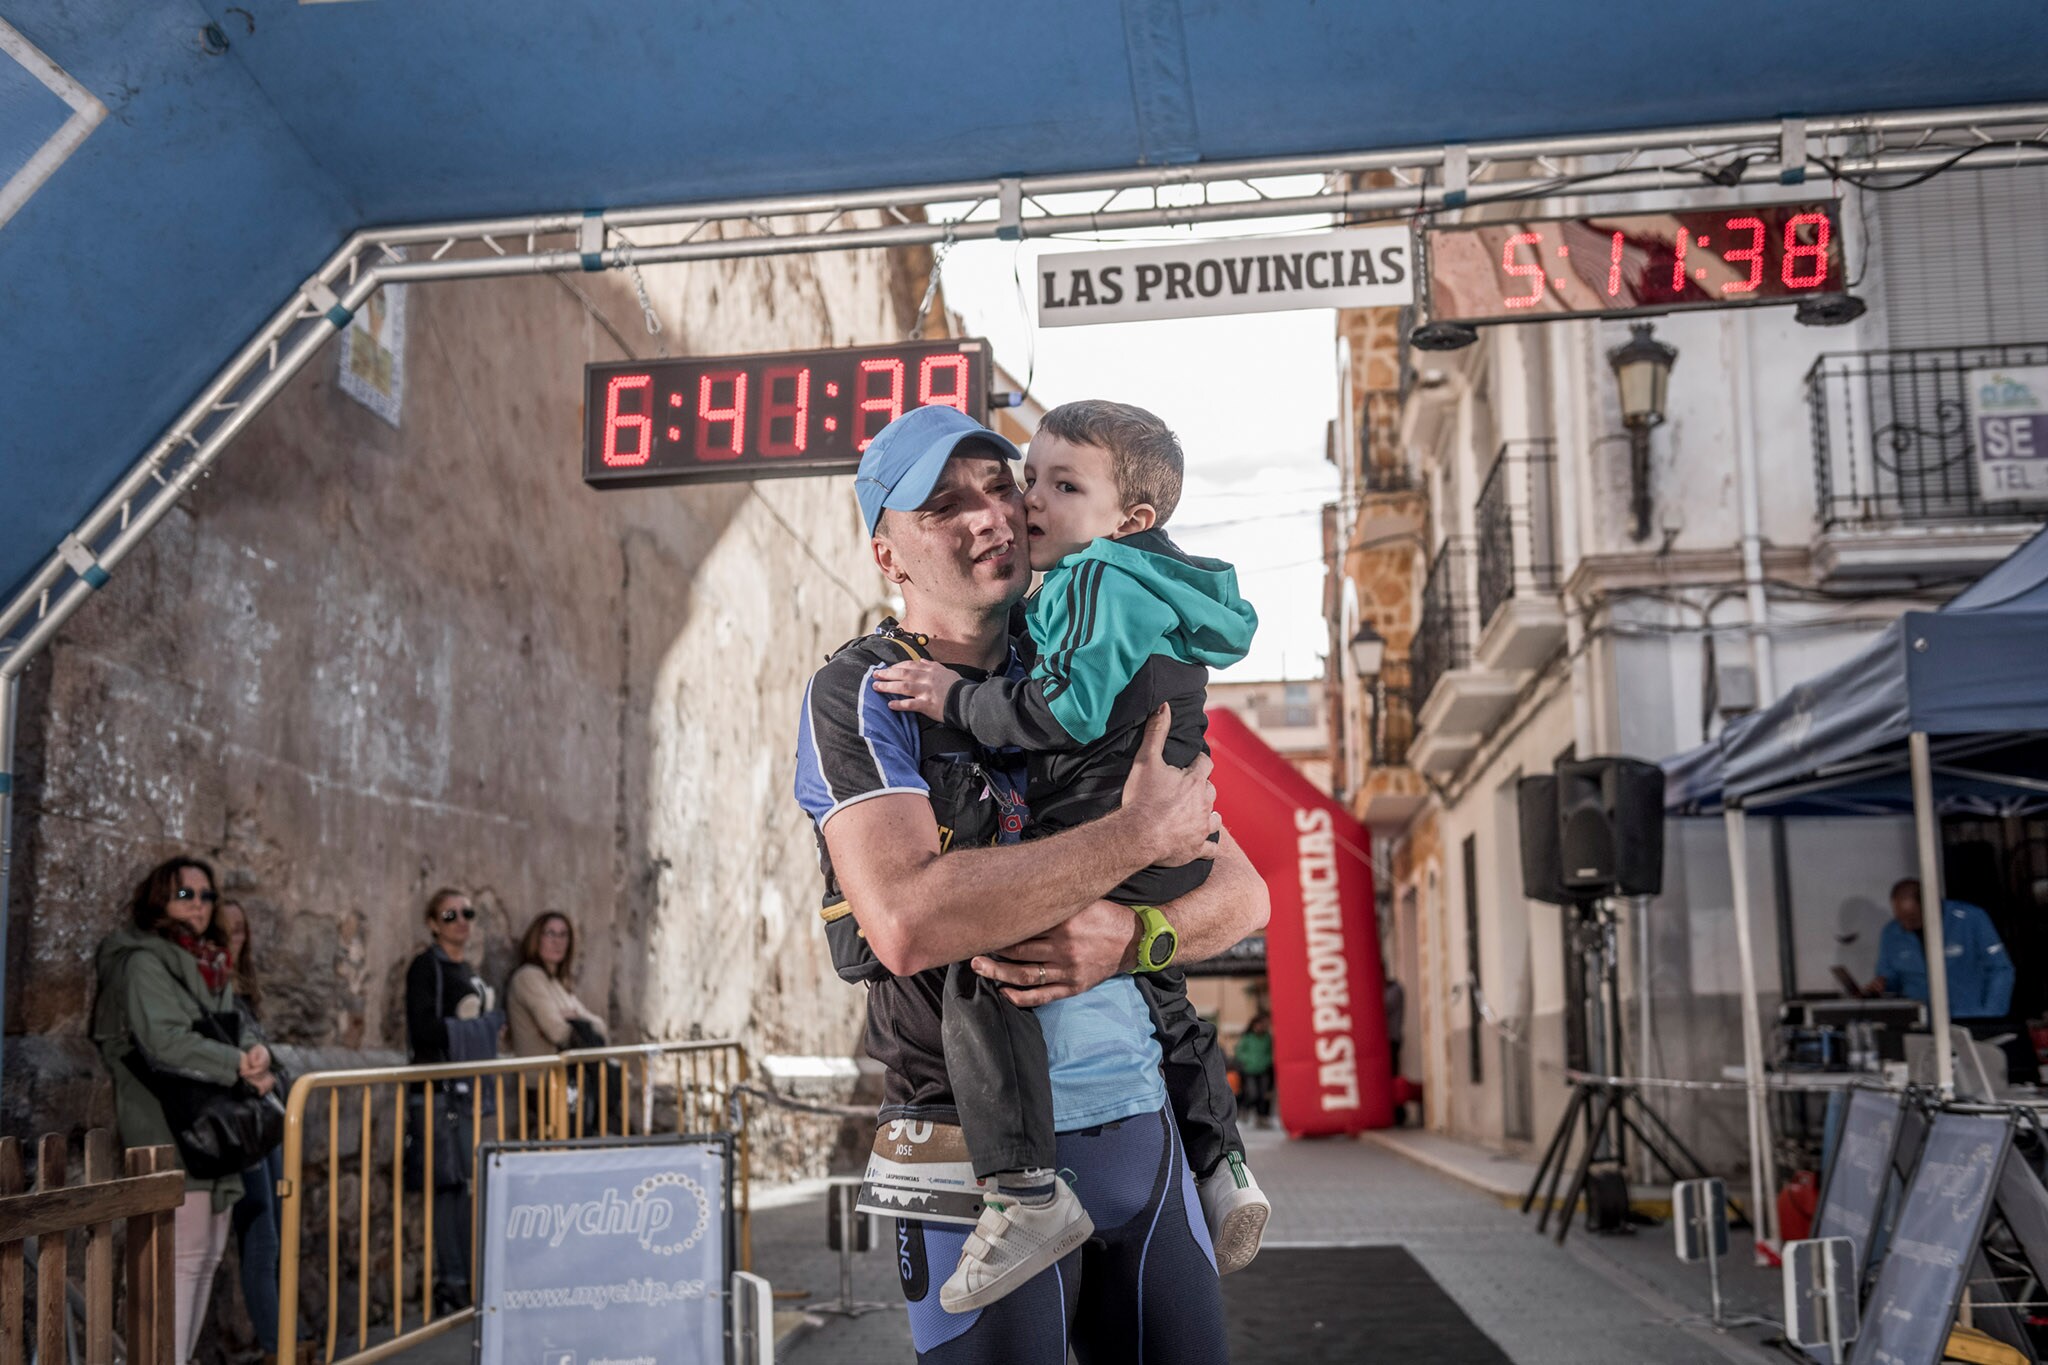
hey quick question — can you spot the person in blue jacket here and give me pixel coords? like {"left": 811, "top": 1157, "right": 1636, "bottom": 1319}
{"left": 1867, "top": 877, "right": 2014, "bottom": 1019}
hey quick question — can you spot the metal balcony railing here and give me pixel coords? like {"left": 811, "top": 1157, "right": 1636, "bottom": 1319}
{"left": 1809, "top": 342, "right": 2048, "bottom": 531}
{"left": 1474, "top": 440, "right": 1560, "bottom": 630}
{"left": 1371, "top": 658, "right": 1415, "bottom": 767}
{"left": 1410, "top": 539, "right": 1474, "bottom": 717}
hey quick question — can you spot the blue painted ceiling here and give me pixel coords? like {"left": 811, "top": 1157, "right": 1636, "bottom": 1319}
{"left": 4, "top": 0, "right": 2047, "bottom": 607}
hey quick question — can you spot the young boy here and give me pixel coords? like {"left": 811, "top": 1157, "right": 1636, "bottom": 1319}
{"left": 872, "top": 399, "right": 1269, "bottom": 1313}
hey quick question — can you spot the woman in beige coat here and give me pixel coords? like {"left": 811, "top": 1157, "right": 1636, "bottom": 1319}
{"left": 505, "top": 911, "right": 603, "bottom": 1057}
{"left": 506, "top": 912, "right": 614, "bottom": 1133}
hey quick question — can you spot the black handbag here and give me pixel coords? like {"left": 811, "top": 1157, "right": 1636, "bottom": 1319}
{"left": 123, "top": 987, "right": 285, "bottom": 1181}
{"left": 402, "top": 1086, "right": 471, "bottom": 1191}
{"left": 560, "top": 1017, "right": 621, "bottom": 1131}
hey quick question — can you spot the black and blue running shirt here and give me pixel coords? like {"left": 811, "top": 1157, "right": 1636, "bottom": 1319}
{"left": 794, "top": 628, "right": 1031, "bottom": 1121}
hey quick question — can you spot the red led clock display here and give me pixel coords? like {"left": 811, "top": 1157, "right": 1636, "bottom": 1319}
{"left": 1423, "top": 202, "right": 1844, "bottom": 326}
{"left": 583, "top": 338, "right": 991, "bottom": 488}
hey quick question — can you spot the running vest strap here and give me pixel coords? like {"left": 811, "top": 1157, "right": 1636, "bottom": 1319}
{"left": 815, "top": 620, "right": 931, "bottom": 940}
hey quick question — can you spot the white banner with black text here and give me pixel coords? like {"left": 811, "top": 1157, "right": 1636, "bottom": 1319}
{"left": 1034, "top": 226, "right": 1414, "bottom": 327}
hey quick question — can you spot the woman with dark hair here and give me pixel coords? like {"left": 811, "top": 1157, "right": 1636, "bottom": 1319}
{"left": 402, "top": 888, "right": 498, "bottom": 1314}
{"left": 506, "top": 912, "right": 605, "bottom": 1057}
{"left": 218, "top": 900, "right": 286, "bottom": 1365}
{"left": 92, "top": 857, "right": 276, "bottom": 1365}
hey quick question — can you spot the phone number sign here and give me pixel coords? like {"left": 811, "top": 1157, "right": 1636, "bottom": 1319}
{"left": 1970, "top": 365, "right": 2048, "bottom": 505}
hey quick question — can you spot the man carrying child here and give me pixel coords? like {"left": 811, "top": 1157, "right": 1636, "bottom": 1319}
{"left": 793, "top": 400, "right": 1269, "bottom": 1363}
{"left": 872, "top": 399, "right": 1269, "bottom": 1310}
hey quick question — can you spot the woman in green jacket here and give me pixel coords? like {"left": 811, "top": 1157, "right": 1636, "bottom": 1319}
{"left": 93, "top": 856, "right": 276, "bottom": 1365}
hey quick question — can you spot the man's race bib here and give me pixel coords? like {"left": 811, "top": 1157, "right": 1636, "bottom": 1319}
{"left": 856, "top": 1118, "right": 998, "bottom": 1226}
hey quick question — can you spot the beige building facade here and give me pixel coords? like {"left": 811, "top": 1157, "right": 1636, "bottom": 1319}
{"left": 1327, "top": 165, "right": 2048, "bottom": 1168}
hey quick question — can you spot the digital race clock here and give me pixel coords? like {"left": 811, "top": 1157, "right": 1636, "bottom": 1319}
{"left": 584, "top": 337, "right": 992, "bottom": 489}
{"left": 1423, "top": 203, "right": 1844, "bottom": 326}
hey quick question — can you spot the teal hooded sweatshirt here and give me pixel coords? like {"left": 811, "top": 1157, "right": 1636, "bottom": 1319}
{"left": 944, "top": 527, "right": 1258, "bottom": 751}
{"left": 1027, "top": 529, "right": 1256, "bottom": 743}
{"left": 941, "top": 528, "right": 1257, "bottom": 894}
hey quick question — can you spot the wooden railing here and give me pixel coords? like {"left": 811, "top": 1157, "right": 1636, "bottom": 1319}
{"left": 0, "top": 1131, "right": 186, "bottom": 1365}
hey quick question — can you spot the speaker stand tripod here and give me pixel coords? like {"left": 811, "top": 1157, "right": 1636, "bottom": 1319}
{"left": 1523, "top": 1073, "right": 1744, "bottom": 1244}
{"left": 1522, "top": 900, "right": 1747, "bottom": 1244}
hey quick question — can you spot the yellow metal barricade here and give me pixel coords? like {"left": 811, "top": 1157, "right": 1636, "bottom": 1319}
{"left": 277, "top": 1041, "right": 751, "bottom": 1365}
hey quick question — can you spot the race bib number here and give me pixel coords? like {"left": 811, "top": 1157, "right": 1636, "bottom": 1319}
{"left": 855, "top": 1118, "right": 997, "bottom": 1226}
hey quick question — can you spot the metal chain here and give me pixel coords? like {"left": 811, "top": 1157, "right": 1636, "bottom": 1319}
{"left": 909, "top": 227, "right": 957, "bottom": 340}
{"left": 616, "top": 239, "right": 669, "bottom": 356}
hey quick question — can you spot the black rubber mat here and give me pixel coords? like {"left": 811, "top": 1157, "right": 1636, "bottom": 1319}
{"left": 1222, "top": 1246, "right": 1514, "bottom": 1363}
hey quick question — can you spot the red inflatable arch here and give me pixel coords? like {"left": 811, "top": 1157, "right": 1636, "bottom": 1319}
{"left": 1205, "top": 707, "right": 1393, "bottom": 1135}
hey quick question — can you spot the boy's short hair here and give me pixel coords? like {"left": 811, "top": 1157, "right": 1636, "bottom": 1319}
{"left": 1039, "top": 400, "right": 1184, "bottom": 525}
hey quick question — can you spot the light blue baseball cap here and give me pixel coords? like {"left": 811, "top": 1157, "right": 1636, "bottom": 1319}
{"left": 854, "top": 405, "right": 1024, "bottom": 535}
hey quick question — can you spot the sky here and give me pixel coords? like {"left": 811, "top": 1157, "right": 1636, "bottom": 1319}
{"left": 933, "top": 183, "right": 1341, "bottom": 682}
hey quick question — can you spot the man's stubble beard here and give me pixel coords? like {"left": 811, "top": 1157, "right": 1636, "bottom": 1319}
{"left": 897, "top": 566, "right": 1027, "bottom": 642}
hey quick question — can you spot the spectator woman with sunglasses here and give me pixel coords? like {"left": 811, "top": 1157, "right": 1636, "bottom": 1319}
{"left": 93, "top": 856, "right": 275, "bottom": 1364}
{"left": 402, "top": 888, "right": 500, "bottom": 1313}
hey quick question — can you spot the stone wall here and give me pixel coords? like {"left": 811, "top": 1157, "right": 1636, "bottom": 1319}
{"left": 4, "top": 232, "right": 928, "bottom": 1171}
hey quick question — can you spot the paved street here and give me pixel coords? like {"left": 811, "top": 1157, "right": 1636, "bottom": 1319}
{"left": 761, "top": 1123, "right": 1788, "bottom": 1364}
{"left": 381, "top": 1120, "right": 1787, "bottom": 1364}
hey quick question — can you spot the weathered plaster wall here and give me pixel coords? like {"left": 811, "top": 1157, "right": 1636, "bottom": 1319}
{"left": 5, "top": 235, "right": 921, "bottom": 1154}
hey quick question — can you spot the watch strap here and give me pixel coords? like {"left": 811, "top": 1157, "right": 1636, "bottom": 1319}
{"left": 1129, "top": 905, "right": 1178, "bottom": 973}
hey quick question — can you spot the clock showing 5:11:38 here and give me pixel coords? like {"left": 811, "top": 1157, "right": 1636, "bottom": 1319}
{"left": 1423, "top": 202, "right": 1844, "bottom": 326}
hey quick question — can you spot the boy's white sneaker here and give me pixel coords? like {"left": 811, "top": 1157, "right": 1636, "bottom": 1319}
{"left": 1198, "top": 1153, "right": 1269, "bottom": 1275}
{"left": 939, "top": 1179, "right": 1094, "bottom": 1314}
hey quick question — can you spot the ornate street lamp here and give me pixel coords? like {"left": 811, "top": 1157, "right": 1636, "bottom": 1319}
{"left": 1607, "top": 323, "right": 1678, "bottom": 542}
{"left": 1348, "top": 622, "right": 1386, "bottom": 679}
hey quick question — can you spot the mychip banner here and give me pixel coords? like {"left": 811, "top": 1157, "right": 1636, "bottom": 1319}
{"left": 1034, "top": 225, "right": 1414, "bottom": 327}
{"left": 478, "top": 1139, "right": 731, "bottom": 1365}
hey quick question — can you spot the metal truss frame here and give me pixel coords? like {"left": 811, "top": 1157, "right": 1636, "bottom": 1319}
{"left": 2, "top": 101, "right": 2047, "bottom": 979}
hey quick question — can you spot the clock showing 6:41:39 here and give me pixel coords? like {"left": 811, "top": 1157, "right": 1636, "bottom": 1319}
{"left": 584, "top": 338, "right": 992, "bottom": 489}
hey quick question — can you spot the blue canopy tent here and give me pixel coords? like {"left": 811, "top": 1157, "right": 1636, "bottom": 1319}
{"left": 1662, "top": 526, "right": 2048, "bottom": 1240}
{"left": 1663, "top": 522, "right": 2048, "bottom": 815}
{"left": 1667, "top": 539, "right": 2048, "bottom": 819}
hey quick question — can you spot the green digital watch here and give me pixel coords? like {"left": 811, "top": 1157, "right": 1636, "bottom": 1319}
{"left": 1129, "top": 905, "right": 1178, "bottom": 973}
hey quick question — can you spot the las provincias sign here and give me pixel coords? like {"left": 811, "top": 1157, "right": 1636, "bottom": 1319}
{"left": 1035, "top": 225, "right": 1413, "bottom": 327}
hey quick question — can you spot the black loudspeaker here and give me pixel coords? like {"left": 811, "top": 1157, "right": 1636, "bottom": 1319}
{"left": 1556, "top": 757, "right": 1665, "bottom": 896}
{"left": 1517, "top": 776, "right": 1574, "bottom": 905}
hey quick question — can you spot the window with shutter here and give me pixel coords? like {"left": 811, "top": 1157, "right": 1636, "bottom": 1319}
{"left": 1846, "top": 170, "right": 2048, "bottom": 522}
{"left": 1878, "top": 167, "right": 2048, "bottom": 348}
